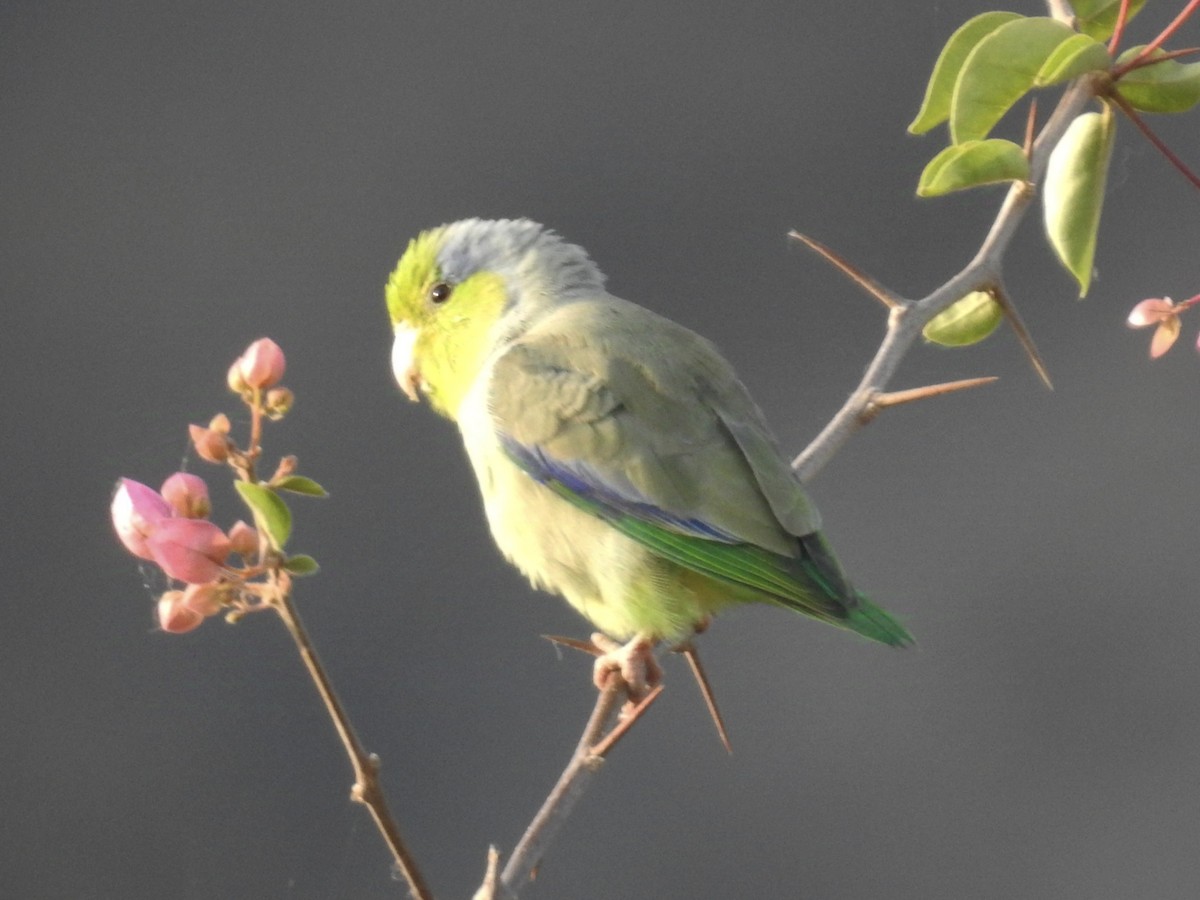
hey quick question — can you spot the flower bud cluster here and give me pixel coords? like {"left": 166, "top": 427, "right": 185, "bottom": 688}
{"left": 111, "top": 338, "right": 297, "bottom": 634}
{"left": 111, "top": 476, "right": 260, "bottom": 632}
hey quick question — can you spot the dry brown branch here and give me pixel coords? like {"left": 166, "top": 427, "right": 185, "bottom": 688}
{"left": 496, "top": 677, "right": 659, "bottom": 895}
{"left": 270, "top": 582, "right": 433, "bottom": 900}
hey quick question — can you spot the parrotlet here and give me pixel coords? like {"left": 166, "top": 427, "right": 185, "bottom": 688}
{"left": 386, "top": 219, "right": 910, "bottom": 687}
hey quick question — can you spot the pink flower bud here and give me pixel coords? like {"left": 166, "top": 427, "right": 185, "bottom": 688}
{"left": 227, "top": 358, "right": 250, "bottom": 395}
{"left": 264, "top": 387, "right": 294, "bottom": 420}
{"left": 157, "top": 590, "right": 205, "bottom": 634}
{"left": 227, "top": 520, "right": 259, "bottom": 557}
{"left": 181, "top": 582, "right": 227, "bottom": 618}
{"left": 145, "top": 518, "right": 231, "bottom": 584}
{"left": 160, "top": 472, "right": 211, "bottom": 518}
{"left": 111, "top": 478, "right": 173, "bottom": 560}
{"left": 190, "top": 424, "right": 231, "bottom": 464}
{"left": 272, "top": 455, "right": 298, "bottom": 481}
{"left": 234, "top": 338, "right": 286, "bottom": 390}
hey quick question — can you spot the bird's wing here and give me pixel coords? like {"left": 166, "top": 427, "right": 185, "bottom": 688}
{"left": 486, "top": 298, "right": 859, "bottom": 617}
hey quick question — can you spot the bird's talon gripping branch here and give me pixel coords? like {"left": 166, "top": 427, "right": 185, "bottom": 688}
{"left": 591, "top": 633, "right": 661, "bottom": 698}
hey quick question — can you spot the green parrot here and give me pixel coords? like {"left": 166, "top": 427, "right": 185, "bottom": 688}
{"left": 386, "top": 219, "right": 910, "bottom": 692}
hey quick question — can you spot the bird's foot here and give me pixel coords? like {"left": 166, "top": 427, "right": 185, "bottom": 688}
{"left": 591, "top": 633, "right": 662, "bottom": 699}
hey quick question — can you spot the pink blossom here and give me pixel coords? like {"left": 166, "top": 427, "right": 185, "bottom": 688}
{"left": 227, "top": 520, "right": 259, "bottom": 557}
{"left": 145, "top": 518, "right": 231, "bottom": 584}
{"left": 111, "top": 478, "right": 173, "bottom": 560}
{"left": 160, "top": 472, "right": 211, "bottom": 518}
{"left": 189, "top": 423, "right": 231, "bottom": 464}
{"left": 181, "top": 582, "right": 226, "bottom": 618}
{"left": 157, "top": 590, "right": 205, "bottom": 634}
{"left": 232, "top": 338, "right": 286, "bottom": 391}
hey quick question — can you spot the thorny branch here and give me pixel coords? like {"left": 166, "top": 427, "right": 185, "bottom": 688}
{"left": 791, "top": 76, "right": 1094, "bottom": 481}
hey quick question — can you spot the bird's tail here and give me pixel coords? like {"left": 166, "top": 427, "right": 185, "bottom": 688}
{"left": 844, "top": 592, "right": 913, "bottom": 647}
{"left": 797, "top": 532, "right": 913, "bottom": 647}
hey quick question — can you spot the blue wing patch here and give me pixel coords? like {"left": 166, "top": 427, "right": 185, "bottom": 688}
{"left": 500, "top": 436, "right": 740, "bottom": 544}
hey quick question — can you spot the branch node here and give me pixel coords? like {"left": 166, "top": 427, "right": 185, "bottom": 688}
{"left": 592, "top": 684, "right": 664, "bottom": 758}
{"left": 473, "top": 845, "right": 517, "bottom": 900}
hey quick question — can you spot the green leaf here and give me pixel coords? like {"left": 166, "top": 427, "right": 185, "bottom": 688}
{"left": 282, "top": 554, "right": 320, "bottom": 576}
{"left": 909, "top": 11, "right": 1023, "bottom": 134}
{"left": 917, "top": 139, "right": 1029, "bottom": 197}
{"left": 1043, "top": 106, "right": 1116, "bottom": 297}
{"left": 922, "top": 292, "right": 1004, "bottom": 346}
{"left": 1035, "top": 33, "right": 1112, "bottom": 87}
{"left": 1116, "top": 47, "right": 1200, "bottom": 113}
{"left": 234, "top": 481, "right": 293, "bottom": 550}
{"left": 273, "top": 475, "right": 329, "bottom": 498}
{"left": 1072, "top": 0, "right": 1147, "bottom": 41}
{"left": 951, "top": 17, "right": 1077, "bottom": 144}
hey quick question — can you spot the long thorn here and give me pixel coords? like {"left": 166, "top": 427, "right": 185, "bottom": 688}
{"left": 866, "top": 377, "right": 999, "bottom": 419}
{"left": 788, "top": 231, "right": 903, "bottom": 310}
{"left": 677, "top": 643, "right": 732, "bottom": 754}
{"left": 1110, "top": 91, "right": 1200, "bottom": 191}
{"left": 542, "top": 633, "right": 603, "bottom": 656}
{"left": 1108, "top": 0, "right": 1132, "bottom": 54}
{"left": 989, "top": 283, "right": 1053, "bottom": 389}
{"left": 1121, "top": 46, "right": 1200, "bottom": 68}
{"left": 1112, "top": 0, "right": 1200, "bottom": 77}
{"left": 1023, "top": 97, "right": 1039, "bottom": 159}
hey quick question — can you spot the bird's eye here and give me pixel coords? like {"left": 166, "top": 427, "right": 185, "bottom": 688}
{"left": 429, "top": 282, "right": 453, "bottom": 304}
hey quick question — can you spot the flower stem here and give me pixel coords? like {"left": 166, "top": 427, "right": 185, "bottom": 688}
{"left": 269, "top": 576, "right": 433, "bottom": 900}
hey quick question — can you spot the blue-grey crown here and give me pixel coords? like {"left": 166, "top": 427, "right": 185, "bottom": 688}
{"left": 436, "top": 218, "right": 607, "bottom": 297}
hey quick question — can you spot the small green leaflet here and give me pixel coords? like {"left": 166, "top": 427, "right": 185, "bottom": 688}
{"left": 273, "top": 475, "right": 329, "bottom": 497}
{"left": 910, "top": 11, "right": 1022, "bottom": 134}
{"left": 951, "top": 17, "right": 1077, "bottom": 144}
{"left": 1034, "top": 34, "right": 1112, "bottom": 87}
{"left": 282, "top": 554, "right": 320, "bottom": 576}
{"left": 235, "top": 481, "right": 293, "bottom": 550}
{"left": 1116, "top": 47, "right": 1200, "bottom": 114}
{"left": 1043, "top": 106, "right": 1116, "bottom": 297}
{"left": 917, "top": 139, "right": 1029, "bottom": 197}
{"left": 922, "top": 291, "right": 1004, "bottom": 346}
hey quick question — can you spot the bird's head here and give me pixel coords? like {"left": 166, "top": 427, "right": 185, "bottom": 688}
{"left": 385, "top": 218, "right": 605, "bottom": 420}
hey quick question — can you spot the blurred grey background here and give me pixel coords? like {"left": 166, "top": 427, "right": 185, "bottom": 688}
{"left": 4, "top": 1, "right": 1200, "bottom": 897}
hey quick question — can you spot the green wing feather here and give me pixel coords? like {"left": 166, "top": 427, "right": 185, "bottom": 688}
{"left": 490, "top": 297, "right": 912, "bottom": 647}
{"left": 531, "top": 470, "right": 911, "bottom": 646}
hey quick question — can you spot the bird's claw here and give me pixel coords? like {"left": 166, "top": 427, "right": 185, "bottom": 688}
{"left": 591, "top": 633, "right": 662, "bottom": 698}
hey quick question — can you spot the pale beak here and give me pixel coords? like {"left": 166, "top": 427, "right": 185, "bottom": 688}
{"left": 391, "top": 322, "right": 423, "bottom": 402}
